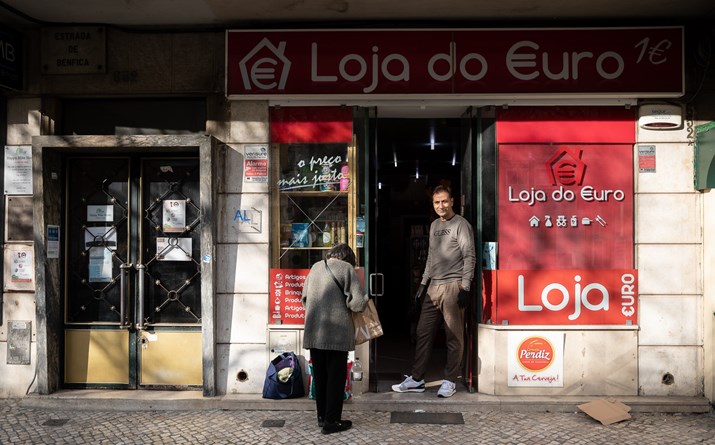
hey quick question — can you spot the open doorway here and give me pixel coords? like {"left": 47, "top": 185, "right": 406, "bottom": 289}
{"left": 370, "top": 115, "right": 465, "bottom": 391}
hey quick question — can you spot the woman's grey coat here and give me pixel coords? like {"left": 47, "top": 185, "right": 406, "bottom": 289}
{"left": 301, "top": 258, "right": 368, "bottom": 351}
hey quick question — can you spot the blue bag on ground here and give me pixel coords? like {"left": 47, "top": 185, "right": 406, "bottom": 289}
{"left": 262, "top": 352, "right": 305, "bottom": 399}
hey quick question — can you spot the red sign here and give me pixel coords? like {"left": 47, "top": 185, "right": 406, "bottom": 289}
{"left": 270, "top": 268, "right": 309, "bottom": 324}
{"left": 496, "top": 269, "right": 638, "bottom": 325}
{"left": 517, "top": 337, "right": 554, "bottom": 372}
{"left": 498, "top": 144, "right": 633, "bottom": 270}
{"left": 227, "top": 28, "right": 683, "bottom": 97}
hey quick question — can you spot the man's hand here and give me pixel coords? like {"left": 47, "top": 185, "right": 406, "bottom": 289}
{"left": 457, "top": 287, "right": 469, "bottom": 309}
{"left": 414, "top": 284, "right": 426, "bottom": 304}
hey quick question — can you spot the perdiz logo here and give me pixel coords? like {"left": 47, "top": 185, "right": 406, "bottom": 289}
{"left": 517, "top": 337, "right": 554, "bottom": 372}
{"left": 239, "top": 38, "right": 291, "bottom": 90}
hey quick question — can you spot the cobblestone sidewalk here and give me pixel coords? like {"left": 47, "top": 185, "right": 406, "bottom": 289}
{"left": 1, "top": 399, "right": 714, "bottom": 444}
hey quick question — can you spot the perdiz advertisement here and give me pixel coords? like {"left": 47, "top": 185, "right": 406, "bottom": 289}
{"left": 270, "top": 268, "right": 308, "bottom": 324}
{"left": 508, "top": 332, "right": 565, "bottom": 387}
{"left": 496, "top": 144, "right": 637, "bottom": 325}
{"left": 226, "top": 27, "right": 683, "bottom": 97}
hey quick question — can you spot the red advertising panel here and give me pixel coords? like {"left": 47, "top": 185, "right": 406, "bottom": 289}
{"left": 270, "top": 268, "right": 308, "bottom": 324}
{"left": 227, "top": 28, "right": 683, "bottom": 97}
{"left": 498, "top": 144, "right": 633, "bottom": 270}
{"left": 496, "top": 269, "right": 638, "bottom": 325}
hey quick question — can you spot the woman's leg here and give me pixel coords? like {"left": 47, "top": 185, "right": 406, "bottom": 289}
{"left": 310, "top": 348, "right": 328, "bottom": 423}
{"left": 323, "top": 350, "right": 348, "bottom": 423}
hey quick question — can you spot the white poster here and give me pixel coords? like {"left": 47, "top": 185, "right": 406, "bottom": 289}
{"left": 87, "top": 205, "right": 114, "bottom": 222}
{"left": 4, "top": 145, "right": 33, "bottom": 195}
{"left": 84, "top": 226, "right": 117, "bottom": 250}
{"left": 507, "top": 331, "right": 564, "bottom": 387}
{"left": 88, "top": 247, "right": 113, "bottom": 282}
{"left": 163, "top": 199, "right": 186, "bottom": 233}
{"left": 10, "top": 247, "right": 33, "bottom": 283}
{"left": 156, "top": 237, "right": 192, "bottom": 261}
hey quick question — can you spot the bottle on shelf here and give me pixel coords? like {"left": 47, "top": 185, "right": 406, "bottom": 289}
{"left": 322, "top": 222, "right": 333, "bottom": 247}
{"left": 352, "top": 357, "right": 363, "bottom": 381}
{"left": 314, "top": 223, "right": 323, "bottom": 247}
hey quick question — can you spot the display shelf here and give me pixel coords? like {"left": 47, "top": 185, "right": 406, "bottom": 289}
{"left": 271, "top": 141, "right": 360, "bottom": 269}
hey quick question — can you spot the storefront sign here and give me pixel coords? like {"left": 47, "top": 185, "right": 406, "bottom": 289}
{"left": 496, "top": 269, "right": 638, "bottom": 325}
{"left": 227, "top": 27, "right": 683, "bottom": 97}
{"left": 270, "top": 268, "right": 308, "bottom": 324}
{"left": 498, "top": 144, "right": 633, "bottom": 270}
{"left": 508, "top": 332, "right": 564, "bottom": 387}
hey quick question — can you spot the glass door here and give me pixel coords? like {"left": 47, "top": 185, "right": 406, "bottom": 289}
{"left": 63, "top": 156, "right": 202, "bottom": 389}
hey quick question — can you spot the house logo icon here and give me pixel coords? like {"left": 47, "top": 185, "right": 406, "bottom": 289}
{"left": 238, "top": 38, "right": 292, "bottom": 91}
{"left": 545, "top": 147, "right": 586, "bottom": 186}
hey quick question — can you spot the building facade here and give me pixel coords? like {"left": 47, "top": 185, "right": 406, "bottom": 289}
{"left": 0, "top": 22, "right": 714, "bottom": 404}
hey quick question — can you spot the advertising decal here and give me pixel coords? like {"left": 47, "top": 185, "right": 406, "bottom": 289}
{"left": 496, "top": 144, "right": 636, "bottom": 325}
{"left": 508, "top": 332, "right": 564, "bottom": 387}
{"left": 270, "top": 268, "right": 308, "bottom": 324}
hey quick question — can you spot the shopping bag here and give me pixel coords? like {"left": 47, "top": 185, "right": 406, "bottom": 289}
{"left": 308, "top": 359, "right": 352, "bottom": 401}
{"left": 353, "top": 299, "right": 384, "bottom": 345}
{"left": 262, "top": 352, "right": 305, "bottom": 399}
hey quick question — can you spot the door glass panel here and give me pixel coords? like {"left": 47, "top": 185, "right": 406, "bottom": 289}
{"left": 140, "top": 159, "right": 201, "bottom": 326}
{"left": 66, "top": 158, "right": 129, "bottom": 324}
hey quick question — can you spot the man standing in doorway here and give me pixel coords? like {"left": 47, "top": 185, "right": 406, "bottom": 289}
{"left": 392, "top": 185, "right": 476, "bottom": 398}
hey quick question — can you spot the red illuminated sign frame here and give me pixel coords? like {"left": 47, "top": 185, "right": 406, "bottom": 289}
{"left": 227, "top": 27, "right": 683, "bottom": 97}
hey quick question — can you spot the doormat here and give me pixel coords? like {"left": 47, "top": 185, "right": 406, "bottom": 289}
{"left": 42, "top": 419, "right": 69, "bottom": 427}
{"left": 390, "top": 412, "right": 464, "bottom": 425}
{"left": 261, "top": 419, "right": 285, "bottom": 428}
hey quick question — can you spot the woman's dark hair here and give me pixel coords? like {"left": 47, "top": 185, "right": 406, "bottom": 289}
{"left": 327, "top": 243, "right": 356, "bottom": 266}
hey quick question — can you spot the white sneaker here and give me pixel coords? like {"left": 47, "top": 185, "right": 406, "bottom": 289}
{"left": 437, "top": 380, "right": 456, "bottom": 398}
{"left": 391, "top": 375, "right": 426, "bottom": 393}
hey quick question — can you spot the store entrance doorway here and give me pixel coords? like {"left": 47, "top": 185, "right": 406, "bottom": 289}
{"left": 366, "top": 111, "right": 476, "bottom": 392}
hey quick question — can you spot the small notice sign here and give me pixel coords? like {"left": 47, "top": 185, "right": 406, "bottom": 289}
{"left": 4, "top": 145, "right": 32, "bottom": 195}
{"left": 244, "top": 144, "right": 268, "bottom": 183}
{"left": 638, "top": 145, "right": 656, "bottom": 173}
{"left": 163, "top": 200, "right": 186, "bottom": 233}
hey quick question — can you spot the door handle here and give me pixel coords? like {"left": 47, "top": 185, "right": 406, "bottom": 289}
{"left": 369, "top": 273, "right": 384, "bottom": 297}
{"left": 135, "top": 263, "right": 146, "bottom": 330}
{"left": 119, "top": 263, "right": 133, "bottom": 328}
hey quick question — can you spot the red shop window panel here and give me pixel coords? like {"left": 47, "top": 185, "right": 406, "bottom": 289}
{"left": 270, "top": 106, "right": 353, "bottom": 143}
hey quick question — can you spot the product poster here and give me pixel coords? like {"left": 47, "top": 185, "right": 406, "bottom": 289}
{"left": 84, "top": 226, "right": 117, "bottom": 250}
{"left": 87, "top": 205, "right": 114, "bottom": 222}
{"left": 156, "top": 237, "right": 193, "bottom": 261}
{"left": 88, "top": 247, "right": 113, "bottom": 282}
{"left": 4, "top": 145, "right": 32, "bottom": 195}
{"left": 507, "top": 332, "right": 564, "bottom": 387}
{"left": 163, "top": 199, "right": 186, "bottom": 233}
{"left": 269, "top": 268, "right": 309, "bottom": 324}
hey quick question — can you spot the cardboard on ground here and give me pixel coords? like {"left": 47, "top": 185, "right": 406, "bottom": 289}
{"left": 577, "top": 399, "right": 632, "bottom": 425}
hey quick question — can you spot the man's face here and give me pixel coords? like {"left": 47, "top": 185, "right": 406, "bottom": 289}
{"left": 433, "top": 191, "right": 455, "bottom": 220}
